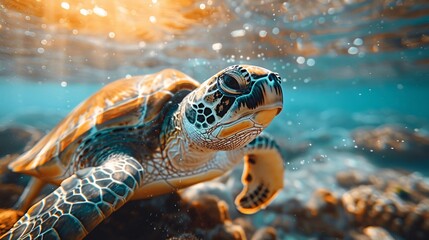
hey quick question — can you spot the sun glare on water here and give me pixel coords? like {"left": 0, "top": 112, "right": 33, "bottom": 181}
{"left": 2, "top": 0, "right": 220, "bottom": 42}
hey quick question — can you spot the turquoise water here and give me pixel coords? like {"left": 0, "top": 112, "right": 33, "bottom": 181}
{"left": 2, "top": 79, "right": 429, "bottom": 121}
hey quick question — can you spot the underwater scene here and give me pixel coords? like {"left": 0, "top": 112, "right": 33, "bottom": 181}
{"left": 1, "top": 0, "right": 429, "bottom": 239}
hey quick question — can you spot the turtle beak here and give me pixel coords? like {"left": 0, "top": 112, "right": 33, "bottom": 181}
{"left": 253, "top": 107, "right": 281, "bottom": 127}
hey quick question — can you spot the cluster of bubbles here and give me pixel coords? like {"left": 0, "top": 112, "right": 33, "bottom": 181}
{"left": 296, "top": 56, "right": 315, "bottom": 67}
{"left": 348, "top": 38, "right": 364, "bottom": 55}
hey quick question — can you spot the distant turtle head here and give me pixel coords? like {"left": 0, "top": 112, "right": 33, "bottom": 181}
{"left": 181, "top": 65, "right": 283, "bottom": 151}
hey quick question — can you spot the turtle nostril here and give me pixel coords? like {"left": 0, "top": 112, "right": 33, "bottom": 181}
{"left": 268, "top": 73, "right": 281, "bottom": 84}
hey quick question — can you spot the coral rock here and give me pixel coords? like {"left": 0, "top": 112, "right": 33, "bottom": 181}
{"left": 233, "top": 217, "right": 256, "bottom": 239}
{"left": 307, "top": 188, "right": 340, "bottom": 218}
{"left": 188, "top": 195, "right": 230, "bottom": 229}
{"left": 362, "top": 226, "right": 394, "bottom": 240}
{"left": 342, "top": 184, "right": 429, "bottom": 239}
{"left": 206, "top": 223, "right": 246, "bottom": 240}
{"left": 348, "top": 226, "right": 394, "bottom": 240}
{"left": 352, "top": 125, "right": 429, "bottom": 160}
{"left": 280, "top": 189, "right": 345, "bottom": 238}
{"left": 251, "top": 227, "right": 277, "bottom": 240}
{"left": 336, "top": 170, "right": 369, "bottom": 188}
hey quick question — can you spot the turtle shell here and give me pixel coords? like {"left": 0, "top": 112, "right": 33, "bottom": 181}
{"left": 9, "top": 69, "right": 199, "bottom": 182}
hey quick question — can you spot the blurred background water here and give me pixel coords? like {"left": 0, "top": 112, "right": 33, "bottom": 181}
{"left": 1, "top": 0, "right": 429, "bottom": 239}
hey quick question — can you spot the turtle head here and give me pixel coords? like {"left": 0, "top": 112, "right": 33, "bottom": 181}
{"left": 181, "top": 65, "right": 283, "bottom": 151}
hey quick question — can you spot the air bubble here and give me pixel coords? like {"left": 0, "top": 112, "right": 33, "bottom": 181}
{"left": 272, "top": 27, "right": 279, "bottom": 35}
{"left": 61, "top": 2, "right": 70, "bottom": 10}
{"left": 348, "top": 47, "right": 358, "bottom": 55}
{"left": 259, "top": 30, "right": 267, "bottom": 38}
{"left": 24, "top": 31, "right": 36, "bottom": 37}
{"left": 93, "top": 6, "right": 107, "bottom": 17}
{"left": 231, "top": 29, "right": 246, "bottom": 38}
{"left": 306, "top": 58, "right": 315, "bottom": 66}
{"left": 353, "top": 38, "right": 363, "bottom": 46}
{"left": 212, "top": 43, "right": 222, "bottom": 51}
{"left": 80, "top": 9, "right": 90, "bottom": 16}
{"left": 243, "top": 23, "right": 253, "bottom": 31}
{"left": 296, "top": 56, "right": 305, "bottom": 64}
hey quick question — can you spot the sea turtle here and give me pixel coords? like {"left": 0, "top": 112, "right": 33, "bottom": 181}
{"left": 2, "top": 65, "right": 284, "bottom": 239}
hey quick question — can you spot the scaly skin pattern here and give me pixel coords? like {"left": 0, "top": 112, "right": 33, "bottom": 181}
{"left": 2, "top": 65, "right": 285, "bottom": 239}
{"left": 2, "top": 154, "right": 144, "bottom": 240}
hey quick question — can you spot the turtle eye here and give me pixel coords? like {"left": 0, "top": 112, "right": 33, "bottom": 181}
{"left": 218, "top": 72, "right": 247, "bottom": 95}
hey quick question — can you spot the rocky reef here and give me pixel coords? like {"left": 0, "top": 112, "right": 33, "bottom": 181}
{"left": 352, "top": 125, "right": 429, "bottom": 161}
{"left": 259, "top": 169, "right": 429, "bottom": 239}
{"left": 341, "top": 170, "right": 429, "bottom": 239}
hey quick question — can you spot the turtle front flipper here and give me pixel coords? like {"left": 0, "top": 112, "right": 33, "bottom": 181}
{"left": 1, "top": 153, "right": 144, "bottom": 240}
{"left": 235, "top": 134, "right": 284, "bottom": 214}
